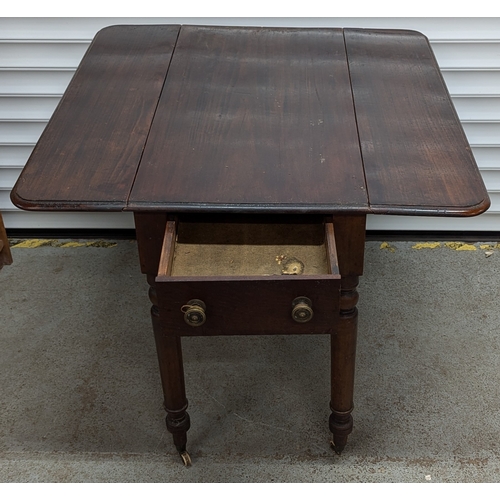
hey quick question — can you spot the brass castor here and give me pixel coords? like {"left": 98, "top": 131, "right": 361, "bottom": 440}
{"left": 180, "top": 450, "right": 192, "bottom": 466}
{"left": 330, "top": 440, "right": 345, "bottom": 456}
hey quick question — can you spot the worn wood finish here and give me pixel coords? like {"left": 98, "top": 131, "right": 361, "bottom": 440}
{"left": 12, "top": 25, "right": 180, "bottom": 211}
{"left": 157, "top": 220, "right": 177, "bottom": 277}
{"left": 344, "top": 28, "right": 490, "bottom": 216}
{"left": 325, "top": 218, "right": 340, "bottom": 275}
{"left": 128, "top": 26, "right": 368, "bottom": 213}
{"left": 0, "top": 213, "right": 12, "bottom": 269}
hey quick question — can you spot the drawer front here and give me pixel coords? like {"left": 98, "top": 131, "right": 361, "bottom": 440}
{"left": 155, "top": 275, "right": 340, "bottom": 336}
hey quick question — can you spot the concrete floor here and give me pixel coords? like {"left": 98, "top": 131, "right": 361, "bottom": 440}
{"left": 1, "top": 237, "right": 500, "bottom": 482}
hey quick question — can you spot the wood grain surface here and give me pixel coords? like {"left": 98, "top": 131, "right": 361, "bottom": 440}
{"left": 11, "top": 25, "right": 180, "bottom": 210}
{"left": 155, "top": 275, "right": 341, "bottom": 336}
{"left": 10, "top": 25, "right": 490, "bottom": 217}
{"left": 344, "top": 28, "right": 490, "bottom": 216}
{"left": 128, "top": 26, "right": 368, "bottom": 213}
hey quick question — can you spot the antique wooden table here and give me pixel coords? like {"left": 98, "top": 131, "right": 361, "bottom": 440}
{"left": 11, "top": 25, "right": 490, "bottom": 465}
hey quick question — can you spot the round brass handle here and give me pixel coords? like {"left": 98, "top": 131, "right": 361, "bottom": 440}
{"left": 181, "top": 299, "right": 207, "bottom": 327}
{"left": 292, "top": 296, "right": 314, "bottom": 323}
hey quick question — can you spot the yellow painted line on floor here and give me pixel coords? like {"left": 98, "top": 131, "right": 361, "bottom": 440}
{"left": 10, "top": 239, "right": 117, "bottom": 249}
{"left": 412, "top": 242, "right": 441, "bottom": 249}
{"left": 10, "top": 239, "right": 58, "bottom": 248}
{"left": 379, "top": 242, "right": 396, "bottom": 252}
{"left": 444, "top": 242, "right": 477, "bottom": 251}
{"left": 455, "top": 244, "right": 477, "bottom": 251}
{"left": 58, "top": 241, "right": 88, "bottom": 248}
{"left": 380, "top": 241, "right": 499, "bottom": 253}
{"left": 410, "top": 241, "right": 478, "bottom": 251}
{"left": 479, "top": 244, "right": 500, "bottom": 250}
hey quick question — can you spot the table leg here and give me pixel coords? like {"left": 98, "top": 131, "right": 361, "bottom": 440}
{"left": 148, "top": 275, "right": 191, "bottom": 466}
{"left": 330, "top": 275, "right": 358, "bottom": 453}
{"left": 329, "top": 215, "right": 365, "bottom": 454}
{"left": 135, "top": 213, "right": 191, "bottom": 465}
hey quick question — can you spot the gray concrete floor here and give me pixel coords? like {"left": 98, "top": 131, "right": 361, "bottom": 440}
{"left": 1, "top": 238, "right": 500, "bottom": 482}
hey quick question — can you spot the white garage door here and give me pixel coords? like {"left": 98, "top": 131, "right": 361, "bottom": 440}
{"left": 1, "top": 17, "right": 499, "bottom": 231}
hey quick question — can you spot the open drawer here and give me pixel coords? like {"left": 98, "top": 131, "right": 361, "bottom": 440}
{"left": 155, "top": 216, "right": 341, "bottom": 336}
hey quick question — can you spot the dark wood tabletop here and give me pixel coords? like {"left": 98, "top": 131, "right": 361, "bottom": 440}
{"left": 11, "top": 25, "right": 490, "bottom": 217}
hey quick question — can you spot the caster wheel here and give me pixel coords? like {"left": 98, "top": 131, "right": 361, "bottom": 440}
{"left": 330, "top": 440, "right": 344, "bottom": 456}
{"left": 180, "top": 450, "right": 192, "bottom": 466}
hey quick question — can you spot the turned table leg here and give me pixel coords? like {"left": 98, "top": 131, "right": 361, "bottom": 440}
{"left": 148, "top": 275, "right": 191, "bottom": 465}
{"left": 329, "top": 215, "right": 365, "bottom": 454}
{"left": 330, "top": 275, "right": 358, "bottom": 453}
{"left": 135, "top": 213, "right": 192, "bottom": 465}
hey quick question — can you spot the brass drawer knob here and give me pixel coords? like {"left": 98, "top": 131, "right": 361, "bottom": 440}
{"left": 181, "top": 299, "right": 207, "bottom": 327}
{"left": 292, "top": 296, "right": 314, "bottom": 323}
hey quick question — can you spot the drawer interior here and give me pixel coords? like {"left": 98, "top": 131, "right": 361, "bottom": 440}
{"left": 157, "top": 215, "right": 339, "bottom": 279}
{"left": 171, "top": 220, "right": 330, "bottom": 277}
